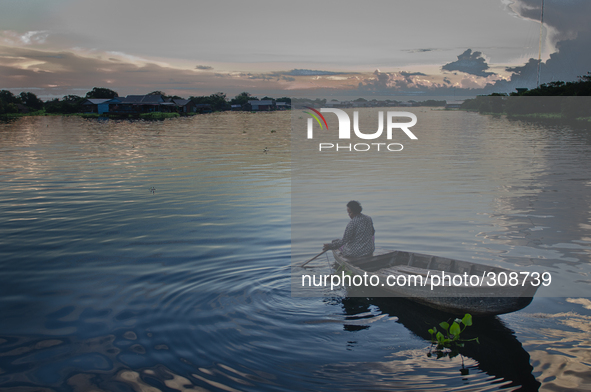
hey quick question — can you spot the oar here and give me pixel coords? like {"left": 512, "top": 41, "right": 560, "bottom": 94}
{"left": 301, "top": 249, "right": 328, "bottom": 268}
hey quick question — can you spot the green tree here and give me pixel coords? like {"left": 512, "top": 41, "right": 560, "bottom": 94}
{"left": 63, "top": 95, "right": 84, "bottom": 102}
{"left": 147, "top": 91, "right": 183, "bottom": 100}
{"left": 189, "top": 93, "right": 228, "bottom": 111}
{"left": 20, "top": 92, "right": 44, "bottom": 110}
{"left": 6, "top": 103, "right": 19, "bottom": 113}
{"left": 44, "top": 95, "right": 85, "bottom": 114}
{"left": 230, "top": 92, "right": 256, "bottom": 106}
{"left": 0, "top": 90, "right": 21, "bottom": 114}
{"left": 0, "top": 90, "right": 21, "bottom": 105}
{"left": 190, "top": 95, "right": 209, "bottom": 104}
{"left": 209, "top": 92, "right": 228, "bottom": 111}
{"left": 85, "top": 87, "right": 118, "bottom": 99}
{"left": 0, "top": 102, "right": 19, "bottom": 114}
{"left": 43, "top": 98, "right": 61, "bottom": 113}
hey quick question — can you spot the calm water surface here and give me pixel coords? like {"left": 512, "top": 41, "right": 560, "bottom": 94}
{"left": 1, "top": 111, "right": 590, "bottom": 391}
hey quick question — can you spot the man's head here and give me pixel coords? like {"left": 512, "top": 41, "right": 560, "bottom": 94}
{"left": 346, "top": 200, "right": 362, "bottom": 218}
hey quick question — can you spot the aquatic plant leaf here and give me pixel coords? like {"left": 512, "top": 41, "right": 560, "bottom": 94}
{"left": 439, "top": 321, "right": 450, "bottom": 331}
{"left": 450, "top": 322, "right": 461, "bottom": 337}
{"left": 436, "top": 332, "right": 444, "bottom": 343}
{"left": 462, "top": 314, "right": 472, "bottom": 326}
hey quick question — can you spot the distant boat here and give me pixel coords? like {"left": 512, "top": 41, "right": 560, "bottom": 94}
{"left": 331, "top": 248, "right": 540, "bottom": 316}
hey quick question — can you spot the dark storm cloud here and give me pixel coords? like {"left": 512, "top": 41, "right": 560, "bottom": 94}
{"left": 441, "top": 49, "right": 495, "bottom": 77}
{"left": 509, "top": 0, "right": 589, "bottom": 43}
{"left": 493, "top": 0, "right": 591, "bottom": 90}
{"left": 400, "top": 71, "right": 427, "bottom": 77}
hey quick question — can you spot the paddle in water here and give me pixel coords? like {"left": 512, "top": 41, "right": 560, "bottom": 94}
{"left": 301, "top": 250, "right": 328, "bottom": 268}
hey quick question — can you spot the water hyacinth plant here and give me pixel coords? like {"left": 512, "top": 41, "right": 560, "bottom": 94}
{"left": 427, "top": 314, "right": 479, "bottom": 374}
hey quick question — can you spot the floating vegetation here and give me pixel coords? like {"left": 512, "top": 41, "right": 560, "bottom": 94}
{"left": 427, "top": 314, "right": 479, "bottom": 375}
{"left": 139, "top": 112, "right": 180, "bottom": 120}
{"left": 80, "top": 113, "right": 100, "bottom": 119}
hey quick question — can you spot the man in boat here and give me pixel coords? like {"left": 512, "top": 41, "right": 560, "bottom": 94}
{"left": 323, "top": 200, "right": 375, "bottom": 258}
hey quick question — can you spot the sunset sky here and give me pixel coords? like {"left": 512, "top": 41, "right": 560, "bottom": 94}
{"left": 1, "top": 0, "right": 590, "bottom": 99}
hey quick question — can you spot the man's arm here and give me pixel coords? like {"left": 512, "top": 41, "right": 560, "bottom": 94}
{"left": 324, "top": 220, "right": 356, "bottom": 250}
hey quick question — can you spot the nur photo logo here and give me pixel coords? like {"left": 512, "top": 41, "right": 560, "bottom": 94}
{"left": 303, "top": 107, "right": 418, "bottom": 152}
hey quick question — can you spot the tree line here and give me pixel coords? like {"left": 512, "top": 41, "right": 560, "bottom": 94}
{"left": 6, "top": 73, "right": 588, "bottom": 116}
{"left": 460, "top": 73, "right": 591, "bottom": 118}
{"left": 510, "top": 72, "right": 591, "bottom": 97}
{"left": 0, "top": 87, "right": 292, "bottom": 115}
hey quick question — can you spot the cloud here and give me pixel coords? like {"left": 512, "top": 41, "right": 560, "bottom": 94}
{"left": 195, "top": 65, "right": 213, "bottom": 70}
{"left": 508, "top": 0, "right": 589, "bottom": 44}
{"left": 0, "top": 45, "right": 295, "bottom": 98}
{"left": 247, "top": 73, "right": 273, "bottom": 81}
{"left": 1, "top": 30, "right": 50, "bottom": 45}
{"left": 105, "top": 51, "right": 154, "bottom": 64}
{"left": 505, "top": 58, "right": 540, "bottom": 80}
{"left": 400, "top": 71, "right": 427, "bottom": 77}
{"left": 442, "top": 49, "right": 495, "bottom": 77}
{"left": 20, "top": 30, "right": 50, "bottom": 44}
{"left": 490, "top": 0, "right": 591, "bottom": 90}
{"left": 357, "top": 70, "right": 446, "bottom": 92}
{"left": 404, "top": 48, "right": 436, "bottom": 53}
{"left": 283, "top": 69, "right": 345, "bottom": 76}
{"left": 459, "top": 77, "right": 483, "bottom": 89}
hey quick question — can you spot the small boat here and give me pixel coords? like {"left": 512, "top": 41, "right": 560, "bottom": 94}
{"left": 331, "top": 248, "right": 540, "bottom": 316}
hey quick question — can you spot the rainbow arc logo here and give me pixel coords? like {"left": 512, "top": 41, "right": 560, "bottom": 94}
{"left": 303, "top": 106, "right": 328, "bottom": 133}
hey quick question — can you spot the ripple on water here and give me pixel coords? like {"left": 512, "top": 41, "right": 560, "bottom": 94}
{"left": 1, "top": 112, "right": 590, "bottom": 390}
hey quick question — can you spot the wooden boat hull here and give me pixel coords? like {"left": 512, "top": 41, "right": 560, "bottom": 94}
{"left": 331, "top": 249, "right": 539, "bottom": 316}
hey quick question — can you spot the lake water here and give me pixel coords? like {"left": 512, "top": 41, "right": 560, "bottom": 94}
{"left": 1, "top": 111, "right": 590, "bottom": 391}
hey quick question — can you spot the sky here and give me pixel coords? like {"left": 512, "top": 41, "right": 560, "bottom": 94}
{"left": 1, "top": 0, "right": 590, "bottom": 99}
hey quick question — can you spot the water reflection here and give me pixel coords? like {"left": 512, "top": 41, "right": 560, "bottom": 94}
{"left": 292, "top": 108, "right": 591, "bottom": 298}
{"left": 1, "top": 113, "right": 590, "bottom": 391}
{"left": 517, "top": 302, "right": 591, "bottom": 391}
{"left": 339, "top": 296, "right": 541, "bottom": 391}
